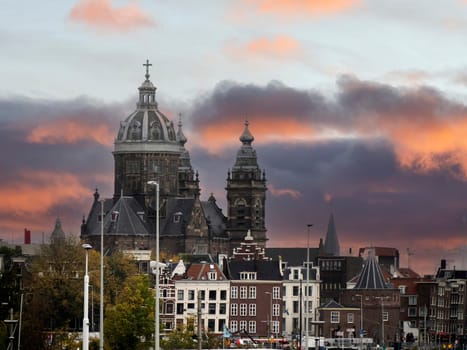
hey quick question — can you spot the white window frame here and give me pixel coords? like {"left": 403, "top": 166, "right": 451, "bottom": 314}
{"left": 249, "top": 303, "right": 256, "bottom": 316}
{"left": 231, "top": 286, "right": 238, "bottom": 299}
{"left": 231, "top": 303, "right": 238, "bottom": 316}
{"left": 240, "top": 286, "right": 247, "bottom": 299}
{"left": 249, "top": 286, "right": 256, "bottom": 299}
{"left": 248, "top": 321, "right": 256, "bottom": 334}
{"left": 273, "top": 303, "right": 280, "bottom": 317}
{"left": 331, "top": 311, "right": 340, "bottom": 323}
{"left": 273, "top": 286, "right": 280, "bottom": 299}
{"left": 240, "top": 303, "right": 247, "bottom": 316}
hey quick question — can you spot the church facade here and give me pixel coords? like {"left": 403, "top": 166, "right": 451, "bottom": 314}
{"left": 80, "top": 61, "right": 267, "bottom": 257}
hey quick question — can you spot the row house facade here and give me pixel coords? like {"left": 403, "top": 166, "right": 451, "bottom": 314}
{"left": 224, "top": 230, "right": 284, "bottom": 338}
{"left": 157, "top": 259, "right": 230, "bottom": 334}
{"left": 282, "top": 263, "right": 321, "bottom": 340}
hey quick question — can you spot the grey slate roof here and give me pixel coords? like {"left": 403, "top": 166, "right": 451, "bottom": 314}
{"left": 354, "top": 249, "right": 387, "bottom": 289}
{"left": 224, "top": 259, "right": 282, "bottom": 280}
{"left": 202, "top": 197, "right": 227, "bottom": 238}
{"left": 85, "top": 196, "right": 151, "bottom": 236}
{"left": 266, "top": 247, "right": 320, "bottom": 267}
{"left": 160, "top": 197, "right": 195, "bottom": 237}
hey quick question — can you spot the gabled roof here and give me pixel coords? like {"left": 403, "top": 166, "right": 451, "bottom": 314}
{"left": 184, "top": 262, "right": 227, "bottom": 281}
{"left": 321, "top": 300, "right": 344, "bottom": 309}
{"left": 354, "top": 249, "right": 387, "bottom": 289}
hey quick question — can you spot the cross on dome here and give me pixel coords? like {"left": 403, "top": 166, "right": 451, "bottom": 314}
{"left": 143, "top": 59, "right": 152, "bottom": 80}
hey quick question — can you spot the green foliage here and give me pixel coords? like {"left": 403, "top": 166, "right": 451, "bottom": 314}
{"left": 0, "top": 246, "right": 23, "bottom": 319}
{"left": 20, "top": 235, "right": 142, "bottom": 349}
{"left": 104, "top": 274, "right": 154, "bottom": 350}
{"left": 160, "top": 323, "right": 223, "bottom": 350}
{"left": 161, "top": 324, "right": 197, "bottom": 350}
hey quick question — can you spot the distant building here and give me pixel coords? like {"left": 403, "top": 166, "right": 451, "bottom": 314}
{"left": 340, "top": 249, "right": 400, "bottom": 347}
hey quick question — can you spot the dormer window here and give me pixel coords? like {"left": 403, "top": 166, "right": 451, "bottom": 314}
{"left": 173, "top": 211, "right": 183, "bottom": 223}
{"left": 240, "top": 272, "right": 257, "bottom": 280}
{"left": 208, "top": 272, "right": 217, "bottom": 280}
{"left": 111, "top": 211, "right": 119, "bottom": 222}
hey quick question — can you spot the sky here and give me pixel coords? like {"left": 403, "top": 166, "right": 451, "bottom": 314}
{"left": 2, "top": 0, "right": 467, "bottom": 276}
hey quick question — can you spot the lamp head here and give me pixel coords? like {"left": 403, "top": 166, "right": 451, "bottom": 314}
{"left": 82, "top": 243, "right": 92, "bottom": 250}
{"left": 147, "top": 181, "right": 159, "bottom": 185}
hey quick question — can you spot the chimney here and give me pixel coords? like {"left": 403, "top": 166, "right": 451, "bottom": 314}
{"left": 440, "top": 259, "right": 446, "bottom": 270}
{"left": 24, "top": 228, "right": 31, "bottom": 244}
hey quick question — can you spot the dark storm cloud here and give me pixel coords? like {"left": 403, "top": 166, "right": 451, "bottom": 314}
{"left": 190, "top": 80, "right": 330, "bottom": 126}
{"left": 189, "top": 75, "right": 467, "bottom": 130}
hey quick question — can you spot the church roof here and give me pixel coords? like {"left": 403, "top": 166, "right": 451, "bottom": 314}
{"left": 201, "top": 198, "right": 227, "bottom": 237}
{"left": 232, "top": 120, "right": 261, "bottom": 172}
{"left": 324, "top": 213, "right": 340, "bottom": 256}
{"left": 160, "top": 198, "right": 196, "bottom": 237}
{"left": 106, "top": 196, "right": 150, "bottom": 235}
{"left": 354, "top": 248, "right": 388, "bottom": 289}
{"left": 114, "top": 60, "right": 182, "bottom": 154}
{"left": 84, "top": 194, "right": 151, "bottom": 237}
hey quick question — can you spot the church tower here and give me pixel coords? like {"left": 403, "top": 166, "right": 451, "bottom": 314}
{"left": 176, "top": 116, "right": 200, "bottom": 198}
{"left": 226, "top": 121, "right": 267, "bottom": 251}
{"left": 113, "top": 60, "right": 188, "bottom": 209}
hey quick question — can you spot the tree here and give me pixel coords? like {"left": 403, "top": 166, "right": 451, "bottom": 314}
{"left": 21, "top": 235, "right": 84, "bottom": 349}
{"left": 104, "top": 274, "right": 154, "bottom": 350}
{"left": 0, "top": 245, "right": 23, "bottom": 347}
{"left": 161, "top": 324, "right": 197, "bottom": 350}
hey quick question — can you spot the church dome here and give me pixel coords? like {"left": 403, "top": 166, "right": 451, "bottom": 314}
{"left": 114, "top": 60, "right": 181, "bottom": 154}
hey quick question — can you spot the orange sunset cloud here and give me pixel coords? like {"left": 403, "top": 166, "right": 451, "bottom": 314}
{"left": 0, "top": 171, "right": 93, "bottom": 236}
{"left": 0, "top": 171, "right": 89, "bottom": 215}
{"left": 268, "top": 184, "right": 302, "bottom": 199}
{"left": 357, "top": 113, "right": 467, "bottom": 176}
{"left": 69, "top": 0, "right": 154, "bottom": 32}
{"left": 245, "top": 0, "right": 360, "bottom": 17}
{"left": 27, "top": 119, "right": 114, "bottom": 145}
{"left": 195, "top": 117, "right": 315, "bottom": 153}
{"left": 225, "top": 36, "right": 301, "bottom": 60}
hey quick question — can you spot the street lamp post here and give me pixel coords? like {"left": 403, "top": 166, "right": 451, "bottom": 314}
{"left": 99, "top": 199, "right": 104, "bottom": 350}
{"left": 82, "top": 243, "right": 92, "bottom": 350}
{"left": 265, "top": 291, "right": 272, "bottom": 348}
{"left": 147, "top": 180, "right": 160, "bottom": 350}
{"left": 305, "top": 224, "right": 313, "bottom": 350}
{"left": 376, "top": 297, "right": 385, "bottom": 347}
{"left": 355, "top": 294, "right": 363, "bottom": 350}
